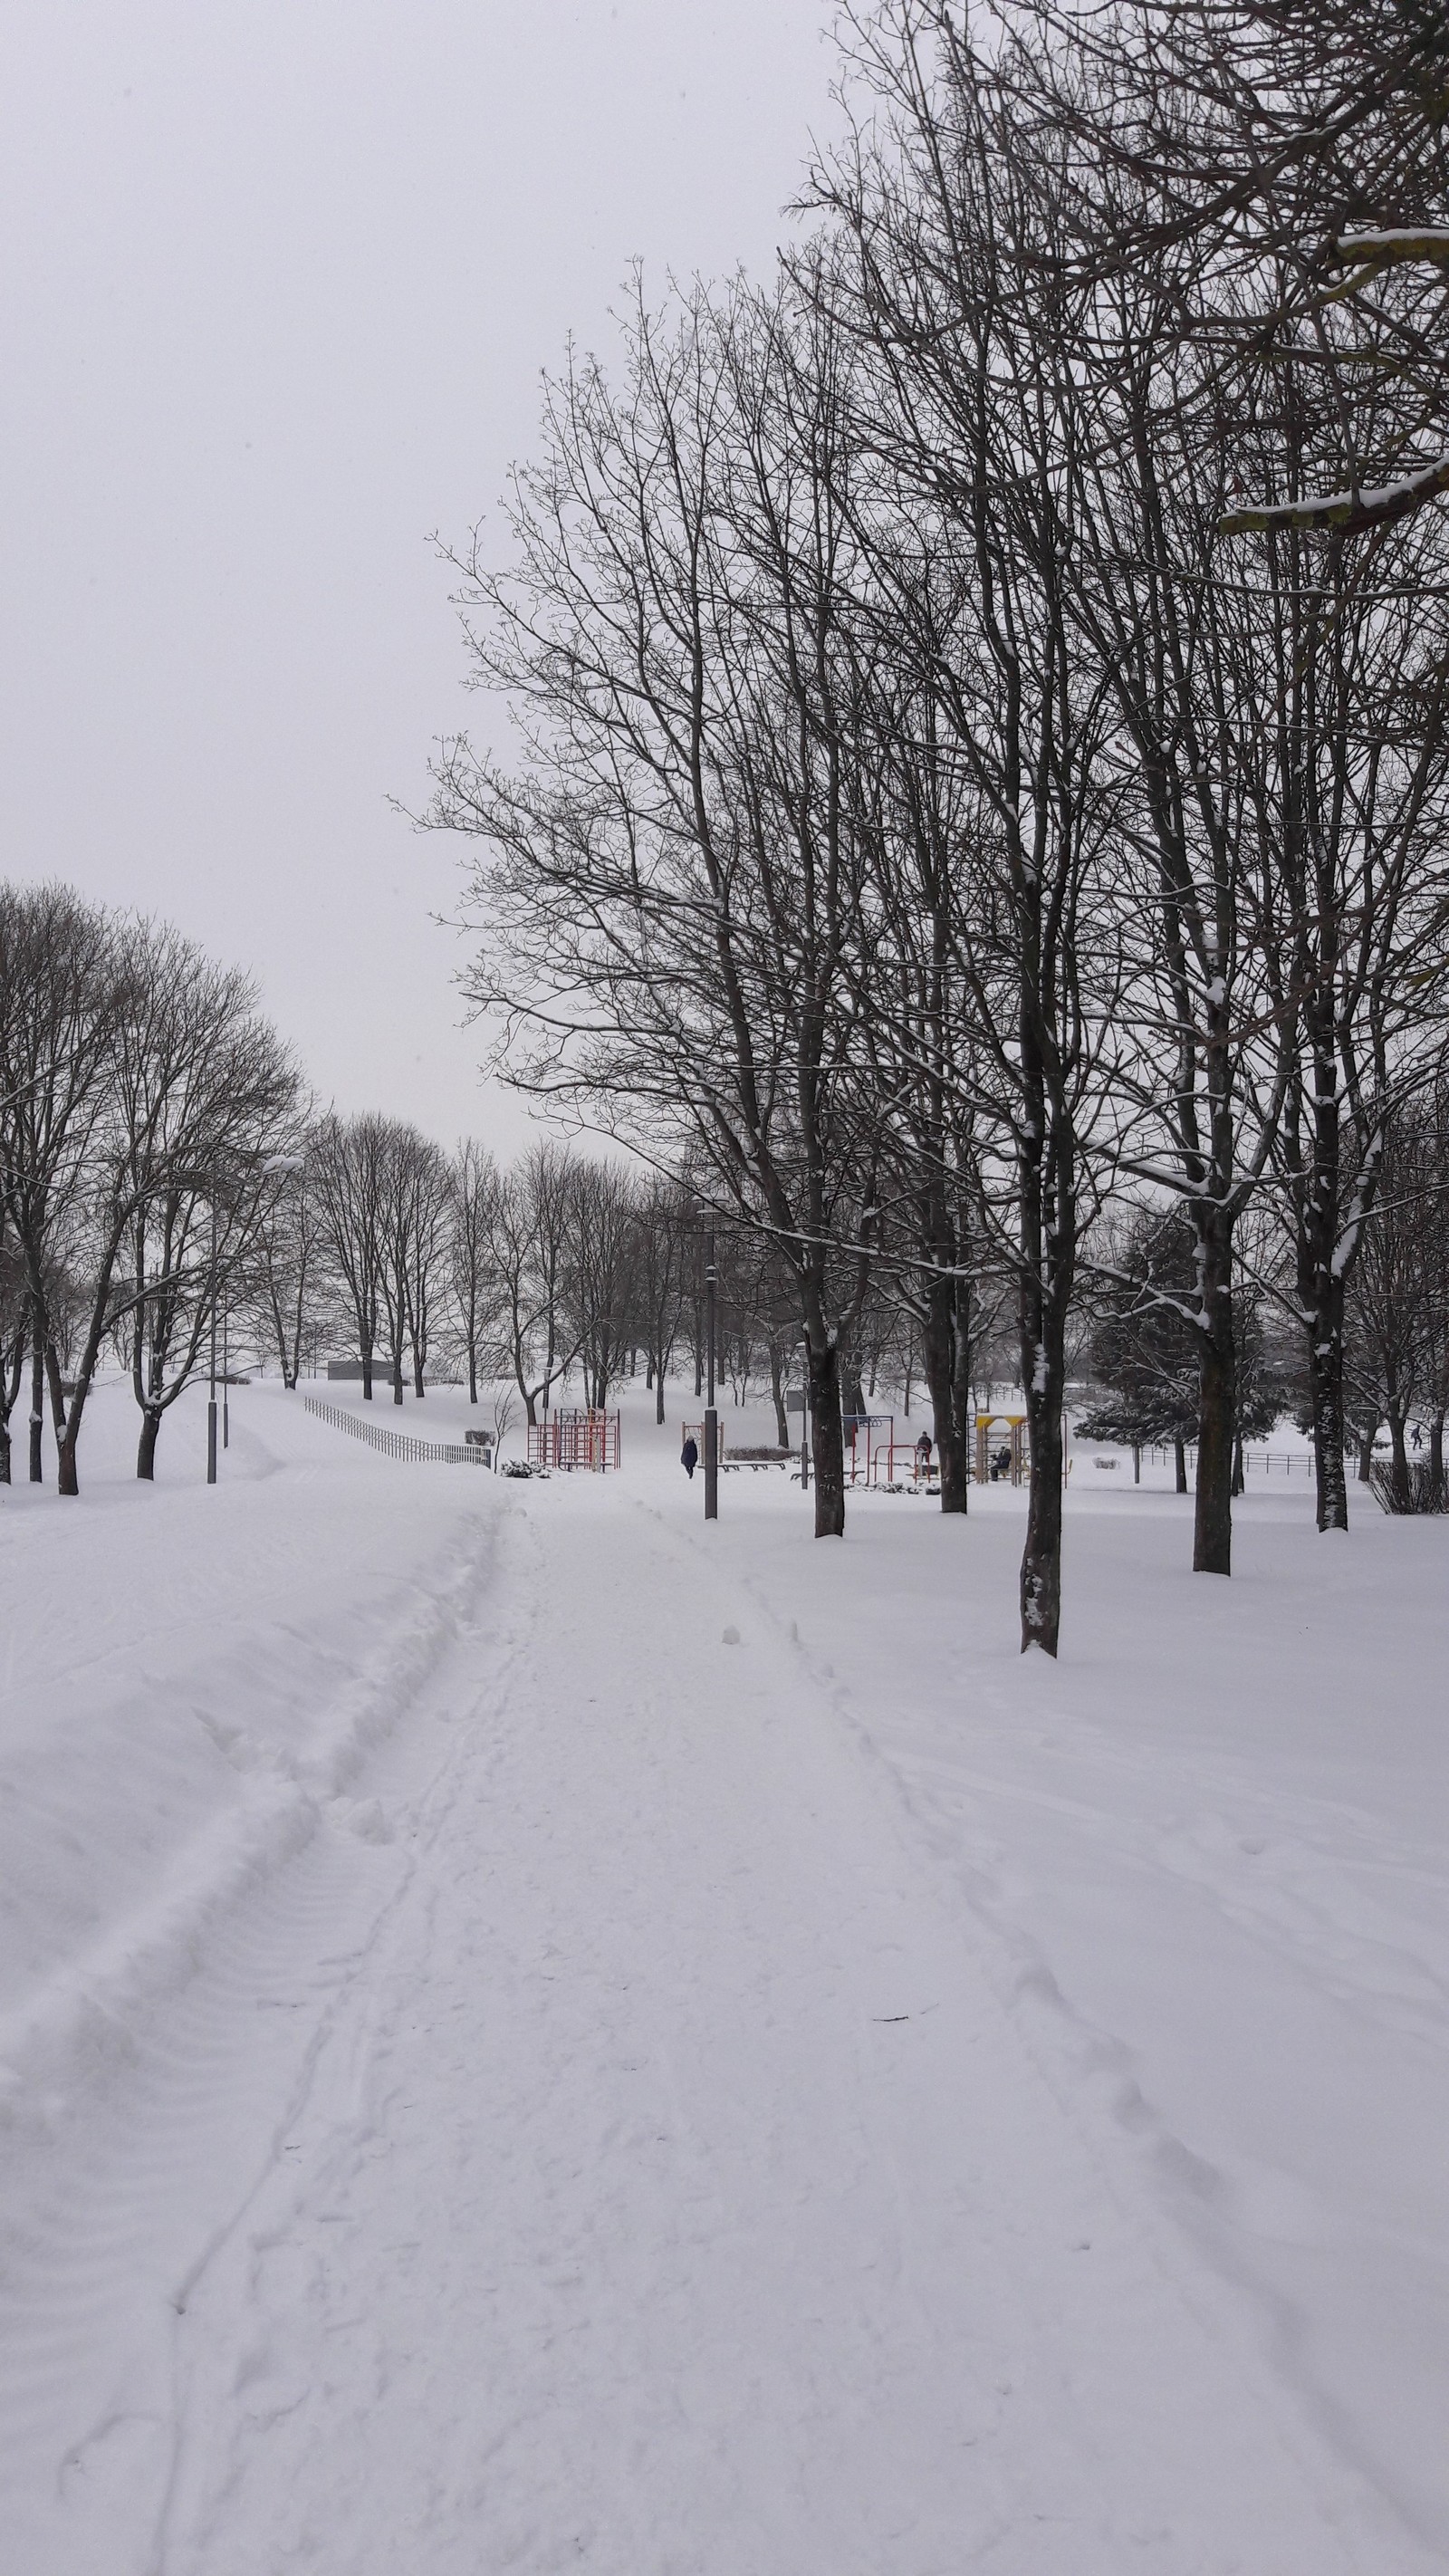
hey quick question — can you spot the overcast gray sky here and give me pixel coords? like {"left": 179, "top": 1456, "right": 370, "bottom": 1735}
{"left": 1, "top": 2, "right": 841, "bottom": 1154}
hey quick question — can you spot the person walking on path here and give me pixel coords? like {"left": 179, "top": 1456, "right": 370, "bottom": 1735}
{"left": 681, "top": 1435, "right": 698, "bottom": 1481}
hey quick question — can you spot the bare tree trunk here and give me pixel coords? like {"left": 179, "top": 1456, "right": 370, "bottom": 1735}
{"left": 1232, "top": 1431, "right": 1245, "bottom": 1497}
{"left": 1358, "top": 1422, "right": 1377, "bottom": 1483}
{"left": 1387, "top": 1403, "right": 1412, "bottom": 1512}
{"left": 44, "top": 1339, "right": 66, "bottom": 1447}
{"left": 1174, "top": 1438, "right": 1187, "bottom": 1493}
{"left": 947, "top": 1285, "right": 972, "bottom": 1516}
{"left": 57, "top": 1418, "right": 80, "bottom": 1496}
{"left": 1318, "top": 1319, "right": 1348, "bottom": 1514}
{"left": 361, "top": 1350, "right": 374, "bottom": 1401}
{"left": 769, "top": 1341, "right": 789, "bottom": 1448}
{"left": 923, "top": 1276, "right": 967, "bottom": 1514}
{"left": 1309, "top": 1281, "right": 1350, "bottom": 1532}
{"left": 138, "top": 1407, "right": 163, "bottom": 1480}
{"left": 29, "top": 1318, "right": 43, "bottom": 1484}
{"left": 1194, "top": 1214, "right": 1235, "bottom": 1575}
{"left": 1020, "top": 1317, "right": 1066, "bottom": 1655}
{"left": 808, "top": 1337, "right": 845, "bottom": 1538}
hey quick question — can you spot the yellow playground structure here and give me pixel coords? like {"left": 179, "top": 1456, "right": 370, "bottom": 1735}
{"left": 974, "top": 1413, "right": 1027, "bottom": 1485}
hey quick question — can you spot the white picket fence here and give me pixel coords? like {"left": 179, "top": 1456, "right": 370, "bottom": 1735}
{"left": 303, "top": 1395, "right": 487, "bottom": 1467}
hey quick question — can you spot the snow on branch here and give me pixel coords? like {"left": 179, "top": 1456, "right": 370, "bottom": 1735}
{"left": 1329, "top": 228, "right": 1449, "bottom": 275}
{"left": 1220, "top": 450, "right": 1449, "bottom": 540}
{"left": 1219, "top": 226, "right": 1449, "bottom": 540}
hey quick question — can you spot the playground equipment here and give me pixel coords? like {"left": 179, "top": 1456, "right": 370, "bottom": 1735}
{"left": 681, "top": 1419, "right": 727, "bottom": 1465}
{"left": 866, "top": 1437, "right": 936, "bottom": 1487}
{"left": 844, "top": 1414, "right": 897, "bottom": 1484}
{"left": 974, "top": 1413, "right": 1027, "bottom": 1485}
{"left": 860, "top": 1418, "right": 1030, "bottom": 1490}
{"left": 527, "top": 1408, "right": 621, "bottom": 1472}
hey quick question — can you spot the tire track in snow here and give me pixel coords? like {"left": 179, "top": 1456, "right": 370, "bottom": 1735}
{"left": 0, "top": 1499, "right": 511, "bottom": 2576}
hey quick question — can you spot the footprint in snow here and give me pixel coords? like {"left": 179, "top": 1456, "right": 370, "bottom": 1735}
{"left": 335, "top": 1796, "right": 393, "bottom": 1844}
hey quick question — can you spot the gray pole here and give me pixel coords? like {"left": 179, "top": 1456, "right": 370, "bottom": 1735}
{"left": 223, "top": 1290, "right": 230, "bottom": 1449}
{"left": 206, "top": 1177, "right": 218, "bottom": 1485}
{"left": 704, "top": 1231, "right": 718, "bottom": 1521}
{"left": 800, "top": 1340, "right": 811, "bottom": 1494}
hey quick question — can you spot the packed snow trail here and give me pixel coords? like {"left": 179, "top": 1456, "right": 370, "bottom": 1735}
{"left": 98, "top": 1477, "right": 1385, "bottom": 2576}
{"left": 2, "top": 1389, "right": 1431, "bottom": 2575}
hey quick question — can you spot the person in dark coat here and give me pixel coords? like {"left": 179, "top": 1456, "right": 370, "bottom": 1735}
{"left": 681, "top": 1435, "right": 699, "bottom": 1479}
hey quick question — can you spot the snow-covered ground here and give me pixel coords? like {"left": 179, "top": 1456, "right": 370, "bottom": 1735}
{"left": 3, "top": 1374, "right": 1446, "bottom": 2573}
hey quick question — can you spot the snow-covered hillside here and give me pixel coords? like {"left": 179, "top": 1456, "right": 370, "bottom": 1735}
{"left": 3, "top": 1376, "right": 1445, "bottom": 2572}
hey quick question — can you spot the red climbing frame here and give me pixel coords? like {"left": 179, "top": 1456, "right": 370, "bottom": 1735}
{"left": 527, "top": 1408, "right": 622, "bottom": 1472}
{"left": 843, "top": 1414, "right": 895, "bottom": 1485}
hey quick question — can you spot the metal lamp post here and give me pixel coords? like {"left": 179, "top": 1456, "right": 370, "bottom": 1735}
{"left": 704, "top": 1231, "right": 719, "bottom": 1521}
{"left": 206, "top": 1150, "right": 303, "bottom": 1485}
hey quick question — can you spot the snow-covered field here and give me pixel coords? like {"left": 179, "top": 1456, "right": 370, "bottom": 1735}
{"left": 3, "top": 1374, "right": 1446, "bottom": 2573}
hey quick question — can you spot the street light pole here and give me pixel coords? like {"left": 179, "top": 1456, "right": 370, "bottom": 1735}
{"left": 704, "top": 1230, "right": 718, "bottom": 1522}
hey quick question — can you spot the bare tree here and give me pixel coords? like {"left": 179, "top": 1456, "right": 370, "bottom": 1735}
{"left": 364, "top": 1120, "right": 451, "bottom": 1405}
{"left": 0, "top": 1218, "right": 28, "bottom": 1485}
{"left": 251, "top": 1146, "right": 327, "bottom": 1390}
{"left": 993, "top": 0, "right": 1449, "bottom": 536}
{"left": 566, "top": 1161, "right": 638, "bottom": 1409}
{"left": 450, "top": 1139, "right": 501, "bottom": 1405}
{"left": 632, "top": 1175, "right": 690, "bottom": 1425}
{"left": 1346, "top": 1107, "right": 1431, "bottom": 1506}
{"left": 485, "top": 1142, "right": 580, "bottom": 1424}
{"left": 0, "top": 885, "right": 120, "bottom": 1485}
{"left": 110, "top": 929, "right": 298, "bottom": 1479}
{"left": 432, "top": 276, "right": 883, "bottom": 1537}
{"left": 813, "top": 26, "right": 1123, "bottom": 1644}
{"left": 400, "top": 1131, "right": 452, "bottom": 1399}
{"left": 1406, "top": 1079, "right": 1449, "bottom": 1495}
{"left": 313, "top": 1114, "right": 388, "bottom": 1399}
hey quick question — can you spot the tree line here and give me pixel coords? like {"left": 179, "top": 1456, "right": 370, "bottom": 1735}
{"left": 2, "top": 880, "right": 945, "bottom": 1485}
{"left": 429, "top": 0, "right": 1449, "bottom": 1649}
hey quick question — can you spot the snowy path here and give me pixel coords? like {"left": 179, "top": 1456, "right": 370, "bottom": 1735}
{"left": 2, "top": 1400, "right": 1438, "bottom": 2572}
{"left": 77, "top": 1492, "right": 1402, "bottom": 2567}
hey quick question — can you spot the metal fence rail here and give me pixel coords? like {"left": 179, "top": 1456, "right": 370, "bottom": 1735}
{"left": 1143, "top": 1446, "right": 1312, "bottom": 1475}
{"left": 303, "top": 1394, "right": 487, "bottom": 1466}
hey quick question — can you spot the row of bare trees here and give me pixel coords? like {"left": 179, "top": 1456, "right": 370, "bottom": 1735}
{"left": 1, "top": 882, "right": 914, "bottom": 1486}
{"left": 0, "top": 884, "right": 299, "bottom": 1494}
{"left": 276, "top": 1129, "right": 801, "bottom": 1432}
{"left": 432, "top": 0, "right": 1449, "bottom": 1649}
